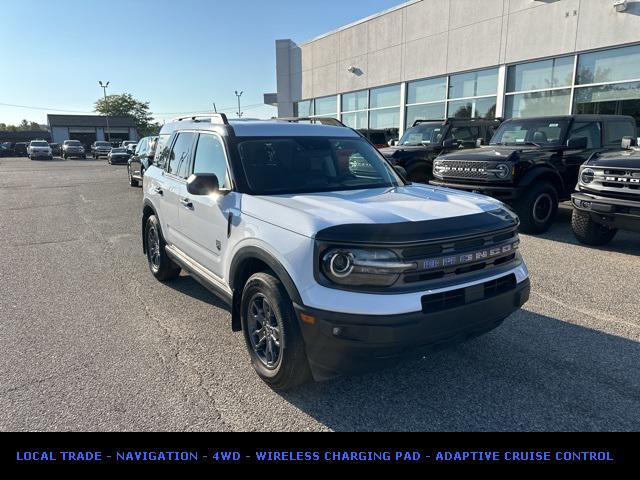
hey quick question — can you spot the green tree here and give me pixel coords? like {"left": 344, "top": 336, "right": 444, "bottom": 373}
{"left": 94, "top": 93, "right": 160, "bottom": 137}
{"left": 0, "top": 120, "right": 44, "bottom": 132}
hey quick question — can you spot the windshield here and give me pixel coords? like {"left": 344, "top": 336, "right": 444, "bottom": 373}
{"left": 237, "top": 137, "right": 402, "bottom": 195}
{"left": 66, "top": 141, "right": 81, "bottom": 146}
{"left": 111, "top": 148, "right": 127, "bottom": 153}
{"left": 95, "top": 142, "right": 110, "bottom": 147}
{"left": 31, "top": 141, "right": 49, "bottom": 147}
{"left": 399, "top": 123, "right": 446, "bottom": 146}
{"left": 491, "top": 119, "right": 569, "bottom": 147}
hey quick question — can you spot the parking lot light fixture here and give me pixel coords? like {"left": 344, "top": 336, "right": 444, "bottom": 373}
{"left": 99, "top": 81, "right": 111, "bottom": 142}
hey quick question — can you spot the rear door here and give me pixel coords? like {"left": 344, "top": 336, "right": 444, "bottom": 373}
{"left": 177, "top": 132, "right": 237, "bottom": 279}
{"left": 154, "top": 132, "right": 196, "bottom": 247}
{"left": 563, "top": 120, "right": 604, "bottom": 192}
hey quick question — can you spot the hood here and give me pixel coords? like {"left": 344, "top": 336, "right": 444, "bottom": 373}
{"left": 438, "top": 146, "right": 551, "bottom": 162}
{"left": 586, "top": 151, "right": 640, "bottom": 169}
{"left": 241, "top": 184, "right": 513, "bottom": 240}
{"left": 379, "top": 144, "right": 436, "bottom": 160}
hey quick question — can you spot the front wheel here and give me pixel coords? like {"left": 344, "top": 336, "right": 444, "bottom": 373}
{"left": 241, "top": 272, "right": 311, "bottom": 390}
{"left": 144, "top": 215, "right": 180, "bottom": 281}
{"left": 571, "top": 209, "right": 617, "bottom": 246}
{"left": 514, "top": 182, "right": 558, "bottom": 234}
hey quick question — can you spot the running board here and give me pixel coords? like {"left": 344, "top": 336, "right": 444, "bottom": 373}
{"left": 164, "top": 244, "right": 233, "bottom": 305}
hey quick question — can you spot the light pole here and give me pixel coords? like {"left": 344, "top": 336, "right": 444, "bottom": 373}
{"left": 235, "top": 91, "right": 243, "bottom": 118}
{"left": 98, "top": 81, "right": 111, "bottom": 143}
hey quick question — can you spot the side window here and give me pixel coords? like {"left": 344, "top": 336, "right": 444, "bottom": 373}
{"left": 155, "top": 134, "right": 171, "bottom": 169}
{"left": 604, "top": 121, "right": 636, "bottom": 146}
{"left": 449, "top": 126, "right": 481, "bottom": 147}
{"left": 192, "top": 133, "right": 229, "bottom": 188}
{"left": 167, "top": 132, "right": 195, "bottom": 178}
{"left": 568, "top": 122, "right": 602, "bottom": 148}
{"left": 136, "top": 138, "right": 148, "bottom": 156}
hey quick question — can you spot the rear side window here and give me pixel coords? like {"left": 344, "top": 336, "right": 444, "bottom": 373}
{"left": 604, "top": 120, "right": 636, "bottom": 146}
{"left": 449, "top": 126, "right": 481, "bottom": 147}
{"left": 154, "top": 134, "right": 171, "bottom": 169}
{"left": 193, "top": 133, "right": 229, "bottom": 189}
{"left": 166, "top": 132, "right": 195, "bottom": 178}
{"left": 568, "top": 122, "right": 602, "bottom": 148}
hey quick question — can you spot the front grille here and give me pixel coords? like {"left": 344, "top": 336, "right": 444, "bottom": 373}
{"left": 401, "top": 228, "right": 519, "bottom": 286}
{"left": 588, "top": 167, "right": 640, "bottom": 195}
{"left": 436, "top": 160, "right": 492, "bottom": 179}
{"left": 421, "top": 274, "right": 517, "bottom": 313}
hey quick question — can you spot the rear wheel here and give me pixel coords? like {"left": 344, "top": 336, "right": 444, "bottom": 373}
{"left": 571, "top": 209, "right": 617, "bottom": 246}
{"left": 241, "top": 272, "right": 311, "bottom": 390}
{"left": 514, "top": 182, "right": 558, "bottom": 234}
{"left": 144, "top": 215, "right": 180, "bottom": 281}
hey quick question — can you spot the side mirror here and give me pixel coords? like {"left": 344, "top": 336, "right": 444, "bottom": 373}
{"left": 476, "top": 138, "right": 484, "bottom": 147}
{"left": 443, "top": 138, "right": 457, "bottom": 148}
{"left": 187, "top": 173, "right": 219, "bottom": 196}
{"left": 567, "top": 137, "right": 588, "bottom": 149}
{"left": 621, "top": 136, "right": 637, "bottom": 149}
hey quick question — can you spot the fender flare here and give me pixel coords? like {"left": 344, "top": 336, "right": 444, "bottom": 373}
{"left": 518, "top": 166, "right": 565, "bottom": 193}
{"left": 141, "top": 199, "right": 157, "bottom": 254}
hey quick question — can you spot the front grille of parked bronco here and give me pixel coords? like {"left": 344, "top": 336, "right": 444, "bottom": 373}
{"left": 401, "top": 227, "right": 519, "bottom": 285}
{"left": 436, "top": 160, "right": 493, "bottom": 179}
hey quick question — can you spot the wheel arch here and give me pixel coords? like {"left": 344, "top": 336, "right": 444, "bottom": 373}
{"left": 228, "top": 247, "right": 303, "bottom": 332}
{"left": 518, "top": 166, "right": 564, "bottom": 196}
{"left": 141, "top": 200, "right": 157, "bottom": 254}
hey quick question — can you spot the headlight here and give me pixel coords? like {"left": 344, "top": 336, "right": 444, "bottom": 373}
{"left": 486, "top": 163, "right": 511, "bottom": 179}
{"left": 581, "top": 168, "right": 595, "bottom": 184}
{"left": 433, "top": 160, "right": 446, "bottom": 175}
{"left": 321, "top": 248, "right": 416, "bottom": 287}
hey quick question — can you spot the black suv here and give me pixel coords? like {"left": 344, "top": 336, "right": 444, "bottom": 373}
{"left": 571, "top": 138, "right": 640, "bottom": 245}
{"left": 431, "top": 115, "right": 638, "bottom": 233}
{"left": 379, "top": 118, "right": 501, "bottom": 183}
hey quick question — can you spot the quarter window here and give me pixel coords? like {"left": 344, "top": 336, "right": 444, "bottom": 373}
{"left": 567, "top": 122, "right": 602, "bottom": 148}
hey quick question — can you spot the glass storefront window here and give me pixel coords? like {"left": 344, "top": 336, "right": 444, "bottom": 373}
{"left": 342, "top": 111, "right": 369, "bottom": 130}
{"left": 507, "top": 56, "right": 574, "bottom": 92}
{"left": 297, "top": 100, "right": 313, "bottom": 117}
{"left": 448, "top": 97, "right": 496, "bottom": 119}
{"left": 314, "top": 96, "right": 337, "bottom": 116}
{"left": 406, "top": 103, "right": 446, "bottom": 128}
{"left": 574, "top": 82, "right": 640, "bottom": 130}
{"left": 342, "top": 90, "right": 368, "bottom": 112}
{"left": 369, "top": 108, "right": 400, "bottom": 129}
{"left": 577, "top": 44, "right": 640, "bottom": 85}
{"left": 505, "top": 89, "right": 571, "bottom": 118}
{"left": 370, "top": 85, "right": 401, "bottom": 109}
{"left": 449, "top": 68, "right": 498, "bottom": 99}
{"left": 407, "top": 77, "right": 447, "bottom": 104}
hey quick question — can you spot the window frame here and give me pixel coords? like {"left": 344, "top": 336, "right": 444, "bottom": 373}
{"left": 191, "top": 131, "right": 234, "bottom": 191}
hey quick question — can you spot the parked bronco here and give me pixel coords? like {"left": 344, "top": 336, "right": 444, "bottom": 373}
{"left": 379, "top": 118, "right": 501, "bottom": 183}
{"left": 572, "top": 138, "right": 640, "bottom": 245}
{"left": 431, "top": 115, "right": 637, "bottom": 234}
{"left": 142, "top": 114, "right": 530, "bottom": 389}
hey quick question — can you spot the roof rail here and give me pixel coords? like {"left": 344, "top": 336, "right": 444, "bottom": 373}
{"left": 172, "top": 113, "right": 229, "bottom": 125}
{"left": 412, "top": 117, "right": 502, "bottom": 127}
{"left": 277, "top": 116, "right": 348, "bottom": 128}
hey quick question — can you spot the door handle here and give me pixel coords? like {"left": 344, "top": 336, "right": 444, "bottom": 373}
{"left": 179, "top": 198, "right": 193, "bottom": 209}
{"left": 153, "top": 186, "right": 163, "bottom": 196}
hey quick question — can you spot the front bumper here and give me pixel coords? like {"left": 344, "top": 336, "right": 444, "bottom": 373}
{"left": 29, "top": 152, "right": 52, "bottom": 158}
{"left": 294, "top": 275, "right": 530, "bottom": 381}
{"left": 572, "top": 191, "right": 640, "bottom": 233}
{"left": 430, "top": 179, "right": 522, "bottom": 201}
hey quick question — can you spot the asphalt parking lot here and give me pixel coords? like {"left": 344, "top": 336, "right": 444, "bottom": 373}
{"left": 0, "top": 156, "right": 638, "bottom": 432}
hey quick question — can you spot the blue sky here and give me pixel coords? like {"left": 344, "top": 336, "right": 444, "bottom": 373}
{"left": 0, "top": 0, "right": 405, "bottom": 125}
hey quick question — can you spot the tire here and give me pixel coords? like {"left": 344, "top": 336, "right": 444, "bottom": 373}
{"left": 514, "top": 182, "right": 559, "bottom": 234}
{"left": 241, "top": 271, "right": 311, "bottom": 390}
{"left": 571, "top": 209, "right": 617, "bottom": 246}
{"left": 128, "top": 166, "right": 138, "bottom": 187}
{"left": 144, "top": 215, "right": 180, "bottom": 281}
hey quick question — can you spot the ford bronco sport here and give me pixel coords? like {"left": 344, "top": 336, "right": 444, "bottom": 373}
{"left": 572, "top": 138, "right": 640, "bottom": 245}
{"left": 431, "top": 115, "right": 637, "bottom": 233}
{"left": 141, "top": 114, "right": 530, "bottom": 389}
{"left": 379, "top": 118, "right": 501, "bottom": 183}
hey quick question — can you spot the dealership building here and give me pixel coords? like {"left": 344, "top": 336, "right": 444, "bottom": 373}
{"left": 47, "top": 115, "right": 138, "bottom": 146}
{"left": 274, "top": 0, "right": 640, "bottom": 139}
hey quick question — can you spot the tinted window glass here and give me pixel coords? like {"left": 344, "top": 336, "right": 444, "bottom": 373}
{"left": 400, "top": 123, "right": 446, "bottom": 146}
{"left": 577, "top": 44, "right": 640, "bottom": 85}
{"left": 342, "top": 90, "right": 368, "bottom": 112}
{"left": 507, "top": 56, "right": 574, "bottom": 92}
{"left": 237, "top": 137, "right": 400, "bottom": 194}
{"left": 370, "top": 85, "right": 400, "bottom": 109}
{"left": 407, "top": 77, "right": 447, "bottom": 104}
{"left": 604, "top": 121, "right": 636, "bottom": 146}
{"left": 567, "top": 122, "right": 602, "bottom": 148}
{"left": 492, "top": 119, "right": 569, "bottom": 146}
{"left": 342, "top": 111, "right": 368, "bottom": 129}
{"left": 155, "top": 134, "right": 171, "bottom": 169}
{"left": 193, "top": 134, "right": 229, "bottom": 188}
{"left": 449, "top": 68, "right": 498, "bottom": 99}
{"left": 505, "top": 89, "right": 572, "bottom": 118}
{"left": 297, "top": 100, "right": 314, "bottom": 117}
{"left": 449, "top": 126, "right": 481, "bottom": 147}
{"left": 166, "top": 132, "right": 194, "bottom": 178}
{"left": 406, "top": 103, "right": 446, "bottom": 128}
{"left": 314, "top": 96, "right": 337, "bottom": 116}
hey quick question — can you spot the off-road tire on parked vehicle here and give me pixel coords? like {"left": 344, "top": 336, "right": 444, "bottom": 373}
{"left": 571, "top": 209, "right": 618, "bottom": 246}
{"left": 128, "top": 166, "right": 139, "bottom": 187}
{"left": 514, "top": 181, "right": 558, "bottom": 234}
{"left": 144, "top": 215, "right": 180, "bottom": 281}
{"left": 240, "top": 271, "right": 311, "bottom": 390}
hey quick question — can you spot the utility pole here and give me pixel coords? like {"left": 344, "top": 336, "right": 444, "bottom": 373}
{"left": 98, "top": 81, "right": 111, "bottom": 142}
{"left": 235, "top": 91, "right": 243, "bottom": 118}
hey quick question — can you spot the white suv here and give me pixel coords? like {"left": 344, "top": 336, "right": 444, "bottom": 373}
{"left": 27, "top": 140, "right": 53, "bottom": 160}
{"left": 142, "top": 114, "right": 530, "bottom": 389}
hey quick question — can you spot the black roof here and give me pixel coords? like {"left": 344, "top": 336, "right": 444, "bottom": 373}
{"left": 47, "top": 114, "right": 136, "bottom": 128}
